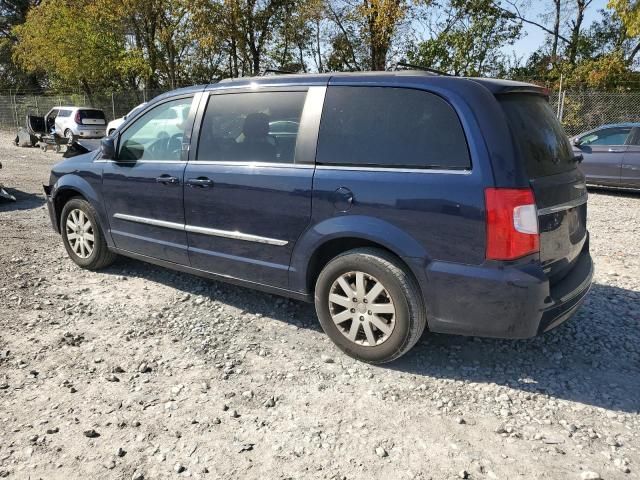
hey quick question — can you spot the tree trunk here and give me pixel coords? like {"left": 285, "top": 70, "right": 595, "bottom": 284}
{"left": 568, "top": 0, "right": 592, "bottom": 64}
{"left": 315, "top": 18, "right": 323, "bottom": 72}
{"left": 551, "top": 0, "right": 561, "bottom": 64}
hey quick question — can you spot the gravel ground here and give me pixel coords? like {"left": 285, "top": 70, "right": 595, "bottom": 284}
{"left": 1, "top": 130, "right": 639, "bottom": 480}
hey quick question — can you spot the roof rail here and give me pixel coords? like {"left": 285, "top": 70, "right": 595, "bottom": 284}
{"left": 262, "top": 69, "right": 296, "bottom": 76}
{"left": 394, "top": 62, "right": 453, "bottom": 77}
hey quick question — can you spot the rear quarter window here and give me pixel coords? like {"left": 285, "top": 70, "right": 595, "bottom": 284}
{"left": 316, "top": 86, "right": 471, "bottom": 169}
{"left": 499, "top": 94, "right": 575, "bottom": 178}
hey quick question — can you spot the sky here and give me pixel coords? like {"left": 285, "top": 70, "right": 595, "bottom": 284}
{"left": 502, "top": 0, "right": 610, "bottom": 60}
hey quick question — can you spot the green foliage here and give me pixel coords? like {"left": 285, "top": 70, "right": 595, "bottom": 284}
{"left": 407, "top": 0, "right": 520, "bottom": 76}
{"left": 13, "top": 0, "right": 135, "bottom": 94}
{"left": 609, "top": 0, "right": 640, "bottom": 36}
{"left": 1, "top": 0, "right": 639, "bottom": 93}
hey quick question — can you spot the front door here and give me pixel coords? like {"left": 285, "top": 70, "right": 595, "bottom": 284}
{"left": 621, "top": 126, "right": 640, "bottom": 188}
{"left": 183, "top": 87, "right": 323, "bottom": 289}
{"left": 575, "top": 126, "right": 631, "bottom": 186}
{"left": 101, "top": 95, "right": 197, "bottom": 265}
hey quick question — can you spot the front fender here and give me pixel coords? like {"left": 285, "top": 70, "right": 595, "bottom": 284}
{"left": 289, "top": 215, "right": 431, "bottom": 293}
{"left": 52, "top": 173, "right": 111, "bottom": 245}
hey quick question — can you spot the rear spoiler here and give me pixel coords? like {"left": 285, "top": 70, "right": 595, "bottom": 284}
{"left": 469, "top": 78, "right": 548, "bottom": 97}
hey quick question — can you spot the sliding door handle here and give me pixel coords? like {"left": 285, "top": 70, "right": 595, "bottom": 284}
{"left": 187, "top": 177, "right": 214, "bottom": 188}
{"left": 155, "top": 175, "right": 180, "bottom": 185}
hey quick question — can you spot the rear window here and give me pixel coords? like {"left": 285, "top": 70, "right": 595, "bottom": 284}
{"left": 79, "top": 109, "right": 106, "bottom": 120}
{"left": 499, "top": 95, "right": 575, "bottom": 178}
{"left": 316, "top": 86, "right": 471, "bottom": 169}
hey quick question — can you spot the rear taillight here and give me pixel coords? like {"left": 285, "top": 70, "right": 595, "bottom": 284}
{"left": 75, "top": 111, "right": 82, "bottom": 124}
{"left": 485, "top": 188, "right": 539, "bottom": 260}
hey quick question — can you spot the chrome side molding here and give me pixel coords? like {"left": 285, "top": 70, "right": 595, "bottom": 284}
{"left": 113, "top": 213, "right": 184, "bottom": 231}
{"left": 113, "top": 213, "right": 288, "bottom": 246}
{"left": 184, "top": 225, "right": 288, "bottom": 246}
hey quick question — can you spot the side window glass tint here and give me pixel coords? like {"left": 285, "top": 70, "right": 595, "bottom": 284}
{"left": 118, "top": 97, "right": 192, "bottom": 161}
{"left": 316, "top": 86, "right": 471, "bottom": 169}
{"left": 580, "top": 128, "right": 631, "bottom": 146}
{"left": 197, "top": 91, "right": 307, "bottom": 164}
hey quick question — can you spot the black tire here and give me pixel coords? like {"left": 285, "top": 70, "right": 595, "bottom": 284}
{"left": 60, "top": 197, "right": 117, "bottom": 270}
{"left": 314, "top": 248, "right": 426, "bottom": 363}
{"left": 64, "top": 129, "right": 75, "bottom": 144}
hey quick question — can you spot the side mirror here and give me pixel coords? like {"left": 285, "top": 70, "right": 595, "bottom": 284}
{"left": 572, "top": 137, "right": 581, "bottom": 147}
{"left": 101, "top": 136, "right": 116, "bottom": 159}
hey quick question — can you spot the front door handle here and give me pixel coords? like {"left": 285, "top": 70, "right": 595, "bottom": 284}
{"left": 186, "top": 177, "right": 214, "bottom": 188}
{"left": 155, "top": 175, "right": 180, "bottom": 185}
{"left": 608, "top": 148, "right": 625, "bottom": 153}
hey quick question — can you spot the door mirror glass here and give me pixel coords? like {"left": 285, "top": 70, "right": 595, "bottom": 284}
{"left": 101, "top": 136, "right": 116, "bottom": 159}
{"left": 572, "top": 137, "right": 581, "bottom": 146}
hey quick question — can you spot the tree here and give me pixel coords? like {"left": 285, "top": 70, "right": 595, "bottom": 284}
{"left": 13, "top": 0, "right": 138, "bottom": 97}
{"left": 608, "top": 0, "right": 640, "bottom": 35}
{"left": 324, "top": 0, "right": 410, "bottom": 71}
{"left": 0, "top": 0, "right": 41, "bottom": 90}
{"left": 408, "top": 0, "right": 521, "bottom": 76}
{"left": 608, "top": 0, "right": 640, "bottom": 64}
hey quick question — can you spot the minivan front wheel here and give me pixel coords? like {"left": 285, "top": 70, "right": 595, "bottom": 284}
{"left": 61, "top": 198, "right": 116, "bottom": 270}
{"left": 314, "top": 248, "right": 426, "bottom": 363}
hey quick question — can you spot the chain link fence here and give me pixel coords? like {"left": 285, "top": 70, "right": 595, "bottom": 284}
{"left": 0, "top": 88, "right": 639, "bottom": 137}
{"left": 550, "top": 91, "right": 640, "bottom": 136}
{"left": 0, "top": 90, "right": 168, "bottom": 131}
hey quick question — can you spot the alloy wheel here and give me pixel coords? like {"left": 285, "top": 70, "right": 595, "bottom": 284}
{"left": 65, "top": 209, "right": 95, "bottom": 259}
{"left": 328, "top": 271, "right": 396, "bottom": 346}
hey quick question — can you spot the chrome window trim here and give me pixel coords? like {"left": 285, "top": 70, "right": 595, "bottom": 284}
{"left": 315, "top": 165, "right": 472, "bottom": 175}
{"left": 94, "top": 159, "right": 187, "bottom": 164}
{"left": 113, "top": 213, "right": 288, "bottom": 246}
{"left": 186, "top": 160, "right": 314, "bottom": 169}
{"left": 537, "top": 195, "right": 588, "bottom": 216}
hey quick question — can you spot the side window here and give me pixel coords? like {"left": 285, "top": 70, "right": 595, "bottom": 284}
{"left": 118, "top": 97, "right": 192, "bottom": 161}
{"left": 58, "top": 110, "right": 70, "bottom": 118}
{"left": 580, "top": 127, "right": 631, "bottom": 146}
{"left": 316, "top": 86, "right": 471, "bottom": 169}
{"left": 197, "top": 91, "right": 307, "bottom": 164}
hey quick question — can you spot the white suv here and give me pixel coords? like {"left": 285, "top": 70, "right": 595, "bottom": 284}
{"left": 46, "top": 107, "right": 107, "bottom": 143}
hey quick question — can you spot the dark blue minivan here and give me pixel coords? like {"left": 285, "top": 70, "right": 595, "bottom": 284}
{"left": 44, "top": 71, "right": 593, "bottom": 363}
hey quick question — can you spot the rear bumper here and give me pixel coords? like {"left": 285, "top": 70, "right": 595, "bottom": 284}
{"left": 75, "top": 126, "right": 106, "bottom": 138}
{"left": 421, "top": 243, "right": 593, "bottom": 339}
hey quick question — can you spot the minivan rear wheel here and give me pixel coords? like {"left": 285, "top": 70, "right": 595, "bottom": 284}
{"left": 314, "top": 248, "right": 426, "bottom": 363}
{"left": 61, "top": 198, "right": 117, "bottom": 270}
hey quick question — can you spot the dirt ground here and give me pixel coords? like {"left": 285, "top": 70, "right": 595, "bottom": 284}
{"left": 1, "top": 130, "right": 639, "bottom": 480}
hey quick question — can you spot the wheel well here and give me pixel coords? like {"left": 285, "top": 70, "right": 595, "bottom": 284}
{"left": 306, "top": 237, "right": 414, "bottom": 294}
{"left": 54, "top": 189, "right": 84, "bottom": 231}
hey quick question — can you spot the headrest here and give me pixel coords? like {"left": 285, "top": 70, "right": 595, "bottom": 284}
{"left": 243, "top": 112, "right": 270, "bottom": 139}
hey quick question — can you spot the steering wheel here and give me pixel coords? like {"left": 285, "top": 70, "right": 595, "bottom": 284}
{"left": 147, "top": 132, "right": 183, "bottom": 160}
{"left": 166, "top": 133, "right": 183, "bottom": 157}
